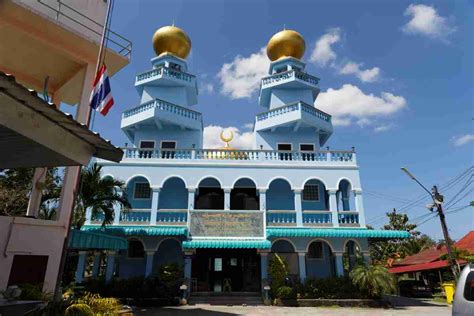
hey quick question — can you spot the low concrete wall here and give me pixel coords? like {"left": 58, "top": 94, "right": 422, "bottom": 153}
{"left": 274, "top": 298, "right": 391, "bottom": 308}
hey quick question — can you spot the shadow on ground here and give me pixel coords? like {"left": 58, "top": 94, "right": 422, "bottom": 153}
{"left": 384, "top": 295, "right": 449, "bottom": 308}
{"left": 135, "top": 307, "right": 239, "bottom": 316}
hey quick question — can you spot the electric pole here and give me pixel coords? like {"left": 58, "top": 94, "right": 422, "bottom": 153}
{"left": 432, "top": 185, "right": 460, "bottom": 279}
{"left": 401, "top": 168, "right": 460, "bottom": 280}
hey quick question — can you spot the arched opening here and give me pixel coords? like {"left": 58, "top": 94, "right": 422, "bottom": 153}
{"left": 305, "top": 240, "right": 336, "bottom": 279}
{"left": 338, "top": 179, "right": 353, "bottom": 211}
{"left": 271, "top": 239, "right": 298, "bottom": 280}
{"left": 159, "top": 177, "right": 188, "bottom": 209}
{"left": 302, "top": 179, "right": 329, "bottom": 211}
{"left": 195, "top": 178, "right": 224, "bottom": 210}
{"left": 126, "top": 176, "right": 152, "bottom": 209}
{"left": 128, "top": 238, "right": 145, "bottom": 258}
{"left": 231, "top": 178, "right": 258, "bottom": 210}
{"left": 267, "top": 179, "right": 294, "bottom": 211}
{"left": 344, "top": 240, "right": 362, "bottom": 273}
{"left": 153, "top": 238, "right": 184, "bottom": 275}
{"left": 117, "top": 238, "right": 146, "bottom": 278}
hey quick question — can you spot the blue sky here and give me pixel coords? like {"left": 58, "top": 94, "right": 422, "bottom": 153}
{"left": 84, "top": 0, "right": 473, "bottom": 240}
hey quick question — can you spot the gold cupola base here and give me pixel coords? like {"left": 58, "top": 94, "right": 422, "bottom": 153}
{"left": 152, "top": 25, "right": 191, "bottom": 59}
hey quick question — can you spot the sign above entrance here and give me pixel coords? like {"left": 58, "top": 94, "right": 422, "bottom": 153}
{"left": 190, "top": 210, "right": 264, "bottom": 238}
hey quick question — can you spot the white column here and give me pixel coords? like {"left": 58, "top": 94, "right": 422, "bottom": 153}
{"left": 224, "top": 188, "right": 231, "bottom": 210}
{"left": 150, "top": 188, "right": 160, "bottom": 225}
{"left": 26, "top": 167, "right": 47, "bottom": 217}
{"left": 75, "top": 251, "right": 88, "bottom": 284}
{"left": 259, "top": 251, "right": 269, "bottom": 281}
{"left": 112, "top": 189, "right": 122, "bottom": 225}
{"left": 294, "top": 189, "right": 303, "bottom": 226}
{"left": 362, "top": 251, "right": 371, "bottom": 266}
{"left": 259, "top": 189, "right": 266, "bottom": 211}
{"left": 92, "top": 251, "right": 101, "bottom": 278}
{"left": 184, "top": 250, "right": 194, "bottom": 290}
{"left": 85, "top": 207, "right": 92, "bottom": 225}
{"left": 335, "top": 252, "right": 344, "bottom": 277}
{"left": 354, "top": 189, "right": 366, "bottom": 227}
{"left": 145, "top": 251, "right": 155, "bottom": 277}
{"left": 328, "top": 189, "right": 339, "bottom": 227}
{"left": 105, "top": 251, "right": 116, "bottom": 282}
{"left": 188, "top": 188, "right": 196, "bottom": 211}
{"left": 298, "top": 252, "right": 307, "bottom": 281}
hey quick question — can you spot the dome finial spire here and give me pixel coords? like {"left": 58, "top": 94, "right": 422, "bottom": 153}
{"left": 152, "top": 25, "right": 191, "bottom": 59}
{"left": 266, "top": 29, "right": 305, "bottom": 61}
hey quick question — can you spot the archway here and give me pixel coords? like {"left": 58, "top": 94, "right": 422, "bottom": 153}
{"left": 267, "top": 179, "right": 294, "bottom": 211}
{"left": 231, "top": 178, "right": 258, "bottom": 210}
{"left": 159, "top": 177, "right": 188, "bottom": 209}
{"left": 117, "top": 238, "right": 146, "bottom": 278}
{"left": 305, "top": 240, "right": 336, "bottom": 278}
{"left": 153, "top": 238, "right": 184, "bottom": 275}
{"left": 302, "top": 179, "right": 329, "bottom": 211}
{"left": 344, "top": 240, "right": 362, "bottom": 273}
{"left": 271, "top": 239, "right": 298, "bottom": 280}
{"left": 126, "top": 176, "right": 152, "bottom": 209}
{"left": 338, "top": 179, "right": 353, "bottom": 211}
{"left": 195, "top": 177, "right": 224, "bottom": 210}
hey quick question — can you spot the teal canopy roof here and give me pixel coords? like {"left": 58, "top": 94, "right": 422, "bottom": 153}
{"left": 69, "top": 230, "right": 128, "bottom": 250}
{"left": 183, "top": 239, "right": 271, "bottom": 249}
{"left": 266, "top": 228, "right": 410, "bottom": 238}
{"left": 81, "top": 225, "right": 187, "bottom": 236}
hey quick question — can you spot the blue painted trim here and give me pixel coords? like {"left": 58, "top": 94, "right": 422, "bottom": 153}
{"left": 183, "top": 239, "right": 271, "bottom": 249}
{"left": 68, "top": 230, "right": 128, "bottom": 250}
{"left": 266, "top": 228, "right": 411, "bottom": 238}
{"left": 81, "top": 225, "right": 187, "bottom": 236}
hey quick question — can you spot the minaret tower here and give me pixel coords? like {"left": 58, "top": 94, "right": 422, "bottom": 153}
{"left": 121, "top": 25, "right": 202, "bottom": 148}
{"left": 255, "top": 30, "right": 333, "bottom": 150}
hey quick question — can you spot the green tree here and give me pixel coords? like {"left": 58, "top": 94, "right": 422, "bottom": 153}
{"left": 350, "top": 264, "right": 396, "bottom": 298}
{"left": 73, "top": 163, "right": 130, "bottom": 229}
{"left": 369, "top": 209, "right": 434, "bottom": 265}
{"left": 268, "top": 254, "right": 289, "bottom": 291}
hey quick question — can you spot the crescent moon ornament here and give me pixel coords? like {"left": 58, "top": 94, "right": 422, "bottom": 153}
{"left": 220, "top": 130, "right": 234, "bottom": 148}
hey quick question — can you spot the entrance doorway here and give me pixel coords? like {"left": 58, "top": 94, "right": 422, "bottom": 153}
{"left": 192, "top": 249, "right": 260, "bottom": 292}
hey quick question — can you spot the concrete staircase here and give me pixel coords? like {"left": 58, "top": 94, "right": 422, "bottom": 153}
{"left": 188, "top": 292, "right": 262, "bottom": 306}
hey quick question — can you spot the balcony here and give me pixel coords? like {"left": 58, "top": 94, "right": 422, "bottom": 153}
{"left": 303, "top": 211, "right": 332, "bottom": 226}
{"left": 267, "top": 211, "right": 297, "bottom": 226}
{"left": 121, "top": 148, "right": 357, "bottom": 166}
{"left": 121, "top": 98, "right": 203, "bottom": 133}
{"left": 261, "top": 70, "right": 320, "bottom": 88}
{"left": 338, "top": 212, "right": 360, "bottom": 227}
{"left": 135, "top": 67, "right": 196, "bottom": 86}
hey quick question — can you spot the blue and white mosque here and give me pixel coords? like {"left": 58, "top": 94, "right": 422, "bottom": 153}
{"left": 78, "top": 26, "right": 408, "bottom": 294}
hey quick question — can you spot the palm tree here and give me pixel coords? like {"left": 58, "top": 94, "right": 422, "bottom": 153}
{"left": 73, "top": 163, "right": 130, "bottom": 229}
{"left": 350, "top": 264, "right": 396, "bottom": 298}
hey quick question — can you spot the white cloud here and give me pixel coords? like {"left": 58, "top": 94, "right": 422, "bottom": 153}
{"left": 200, "top": 83, "right": 214, "bottom": 94}
{"left": 203, "top": 125, "right": 254, "bottom": 149}
{"left": 340, "top": 62, "right": 380, "bottom": 82}
{"left": 452, "top": 134, "right": 474, "bottom": 147}
{"left": 403, "top": 4, "right": 455, "bottom": 40}
{"left": 315, "top": 84, "right": 407, "bottom": 127}
{"left": 374, "top": 123, "right": 396, "bottom": 133}
{"left": 243, "top": 123, "right": 254, "bottom": 130}
{"left": 217, "top": 48, "right": 269, "bottom": 99}
{"left": 310, "top": 28, "right": 341, "bottom": 66}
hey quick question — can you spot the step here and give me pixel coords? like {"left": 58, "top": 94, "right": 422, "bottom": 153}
{"left": 188, "top": 292, "right": 263, "bottom": 306}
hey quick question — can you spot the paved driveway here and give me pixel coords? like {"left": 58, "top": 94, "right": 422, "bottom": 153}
{"left": 135, "top": 297, "right": 451, "bottom": 316}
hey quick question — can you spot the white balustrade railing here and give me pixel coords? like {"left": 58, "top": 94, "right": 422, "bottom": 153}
{"left": 136, "top": 66, "right": 195, "bottom": 83}
{"left": 256, "top": 101, "right": 331, "bottom": 123}
{"left": 123, "top": 98, "right": 202, "bottom": 120}
{"left": 261, "top": 70, "right": 320, "bottom": 86}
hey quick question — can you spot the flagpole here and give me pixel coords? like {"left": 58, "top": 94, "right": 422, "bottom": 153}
{"left": 88, "top": 0, "right": 114, "bottom": 129}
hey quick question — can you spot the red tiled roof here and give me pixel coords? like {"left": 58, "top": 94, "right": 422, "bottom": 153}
{"left": 455, "top": 231, "right": 474, "bottom": 253}
{"left": 389, "top": 259, "right": 467, "bottom": 274}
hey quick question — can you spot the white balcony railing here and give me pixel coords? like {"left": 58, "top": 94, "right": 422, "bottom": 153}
{"left": 256, "top": 101, "right": 331, "bottom": 123}
{"left": 122, "top": 98, "right": 202, "bottom": 121}
{"left": 135, "top": 66, "right": 195, "bottom": 84}
{"left": 261, "top": 70, "right": 320, "bottom": 87}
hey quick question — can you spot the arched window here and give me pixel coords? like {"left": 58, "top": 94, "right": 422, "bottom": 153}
{"left": 128, "top": 239, "right": 145, "bottom": 258}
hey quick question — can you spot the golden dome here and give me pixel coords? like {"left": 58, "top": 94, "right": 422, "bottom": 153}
{"left": 152, "top": 25, "right": 191, "bottom": 59}
{"left": 266, "top": 29, "right": 305, "bottom": 61}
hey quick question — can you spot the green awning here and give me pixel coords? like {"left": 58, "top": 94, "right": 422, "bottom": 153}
{"left": 266, "top": 228, "right": 410, "bottom": 238}
{"left": 183, "top": 239, "right": 271, "bottom": 249}
{"left": 68, "top": 230, "right": 128, "bottom": 250}
{"left": 81, "top": 225, "right": 187, "bottom": 236}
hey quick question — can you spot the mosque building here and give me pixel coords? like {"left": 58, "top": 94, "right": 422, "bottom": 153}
{"left": 78, "top": 25, "right": 408, "bottom": 294}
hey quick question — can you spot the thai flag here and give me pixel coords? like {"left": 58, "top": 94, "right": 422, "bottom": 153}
{"left": 89, "top": 64, "right": 114, "bottom": 116}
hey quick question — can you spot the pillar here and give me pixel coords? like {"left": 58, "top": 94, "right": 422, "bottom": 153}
{"left": 91, "top": 251, "right": 101, "bottom": 278}
{"left": 362, "top": 251, "right": 371, "bottom": 266}
{"left": 26, "top": 167, "right": 48, "bottom": 217}
{"left": 184, "top": 251, "right": 194, "bottom": 281}
{"left": 298, "top": 252, "right": 307, "bottom": 282}
{"left": 105, "top": 251, "right": 116, "bottom": 282}
{"left": 145, "top": 251, "right": 155, "bottom": 277}
{"left": 335, "top": 252, "right": 344, "bottom": 277}
{"left": 75, "top": 251, "right": 87, "bottom": 284}
{"left": 150, "top": 188, "right": 160, "bottom": 225}
{"left": 328, "top": 189, "right": 339, "bottom": 227}
{"left": 259, "top": 251, "right": 269, "bottom": 280}
{"left": 188, "top": 188, "right": 196, "bottom": 211}
{"left": 224, "top": 188, "right": 231, "bottom": 210}
{"left": 294, "top": 189, "right": 303, "bottom": 226}
{"left": 113, "top": 189, "right": 123, "bottom": 225}
{"left": 354, "top": 189, "right": 366, "bottom": 227}
{"left": 85, "top": 207, "right": 92, "bottom": 225}
{"left": 259, "top": 189, "right": 266, "bottom": 211}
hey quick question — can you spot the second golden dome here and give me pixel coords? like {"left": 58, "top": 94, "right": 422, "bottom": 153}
{"left": 152, "top": 25, "right": 191, "bottom": 59}
{"left": 267, "top": 29, "right": 305, "bottom": 61}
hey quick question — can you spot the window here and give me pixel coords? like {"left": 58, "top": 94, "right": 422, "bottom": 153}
{"left": 277, "top": 144, "right": 292, "bottom": 161}
{"left": 134, "top": 182, "right": 151, "bottom": 199}
{"left": 169, "top": 62, "right": 182, "bottom": 72}
{"left": 161, "top": 141, "right": 176, "bottom": 159}
{"left": 139, "top": 141, "right": 154, "bottom": 158}
{"left": 128, "top": 239, "right": 145, "bottom": 258}
{"left": 300, "top": 144, "right": 314, "bottom": 151}
{"left": 275, "top": 66, "right": 287, "bottom": 74}
{"left": 303, "top": 184, "right": 320, "bottom": 201}
{"left": 307, "top": 242, "right": 324, "bottom": 259}
{"left": 277, "top": 143, "right": 292, "bottom": 151}
{"left": 465, "top": 271, "right": 474, "bottom": 301}
{"left": 161, "top": 141, "right": 176, "bottom": 149}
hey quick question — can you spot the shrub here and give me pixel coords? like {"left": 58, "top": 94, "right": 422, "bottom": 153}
{"left": 276, "top": 286, "right": 296, "bottom": 299}
{"left": 65, "top": 303, "right": 94, "bottom": 316}
{"left": 75, "top": 292, "right": 121, "bottom": 315}
{"left": 300, "top": 277, "right": 365, "bottom": 299}
{"left": 268, "top": 254, "right": 289, "bottom": 291}
{"left": 350, "top": 264, "right": 396, "bottom": 298}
